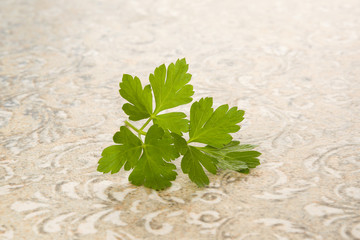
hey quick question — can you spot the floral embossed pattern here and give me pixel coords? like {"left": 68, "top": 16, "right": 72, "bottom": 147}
{"left": 0, "top": 0, "right": 359, "bottom": 239}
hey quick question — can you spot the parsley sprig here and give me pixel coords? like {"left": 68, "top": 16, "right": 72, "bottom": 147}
{"left": 97, "top": 58, "right": 261, "bottom": 190}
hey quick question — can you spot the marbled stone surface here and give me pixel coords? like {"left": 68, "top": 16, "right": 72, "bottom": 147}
{"left": 1, "top": 0, "right": 360, "bottom": 239}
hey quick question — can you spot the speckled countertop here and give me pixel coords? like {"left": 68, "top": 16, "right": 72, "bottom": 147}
{"left": 1, "top": 0, "right": 360, "bottom": 239}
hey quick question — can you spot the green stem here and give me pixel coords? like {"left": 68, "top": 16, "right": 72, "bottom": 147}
{"left": 140, "top": 118, "right": 152, "bottom": 131}
{"left": 125, "top": 120, "right": 146, "bottom": 135}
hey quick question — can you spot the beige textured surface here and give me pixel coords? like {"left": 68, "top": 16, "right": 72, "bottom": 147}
{"left": 1, "top": 0, "right": 360, "bottom": 239}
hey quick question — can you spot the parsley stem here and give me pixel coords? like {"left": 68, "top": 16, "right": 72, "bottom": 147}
{"left": 140, "top": 118, "right": 152, "bottom": 131}
{"left": 125, "top": 120, "right": 146, "bottom": 135}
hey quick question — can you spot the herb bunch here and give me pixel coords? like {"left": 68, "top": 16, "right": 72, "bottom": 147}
{"left": 97, "top": 58, "right": 261, "bottom": 190}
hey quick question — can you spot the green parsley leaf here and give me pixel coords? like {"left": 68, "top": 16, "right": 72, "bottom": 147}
{"left": 98, "top": 58, "right": 261, "bottom": 190}
{"left": 200, "top": 141, "right": 261, "bottom": 173}
{"left": 153, "top": 112, "right": 189, "bottom": 135}
{"left": 202, "top": 141, "right": 257, "bottom": 155}
{"left": 188, "top": 97, "right": 244, "bottom": 148}
{"left": 97, "top": 126, "right": 142, "bottom": 173}
{"left": 128, "top": 125, "right": 179, "bottom": 190}
{"left": 120, "top": 74, "right": 153, "bottom": 121}
{"left": 171, "top": 133, "right": 188, "bottom": 155}
{"left": 181, "top": 146, "right": 218, "bottom": 187}
{"left": 149, "top": 58, "right": 194, "bottom": 114}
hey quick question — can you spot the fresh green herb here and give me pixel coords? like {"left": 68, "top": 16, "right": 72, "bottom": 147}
{"left": 97, "top": 58, "right": 261, "bottom": 190}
